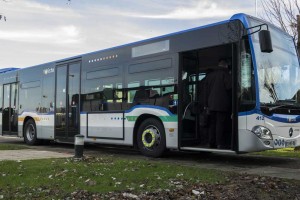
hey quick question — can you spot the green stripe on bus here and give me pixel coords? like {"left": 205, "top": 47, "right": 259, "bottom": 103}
{"left": 126, "top": 115, "right": 178, "bottom": 122}
{"left": 159, "top": 116, "right": 178, "bottom": 122}
{"left": 126, "top": 116, "right": 138, "bottom": 121}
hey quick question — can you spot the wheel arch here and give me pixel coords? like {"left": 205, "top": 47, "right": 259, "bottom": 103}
{"left": 132, "top": 114, "right": 163, "bottom": 149}
{"left": 23, "top": 116, "right": 35, "bottom": 137}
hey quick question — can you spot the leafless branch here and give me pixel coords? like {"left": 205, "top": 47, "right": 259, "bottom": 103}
{"left": 260, "top": 0, "right": 299, "bottom": 44}
{"left": 0, "top": 0, "right": 10, "bottom": 21}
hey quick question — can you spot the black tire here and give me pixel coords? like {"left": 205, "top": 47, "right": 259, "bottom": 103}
{"left": 24, "top": 119, "right": 40, "bottom": 145}
{"left": 137, "top": 118, "right": 166, "bottom": 157}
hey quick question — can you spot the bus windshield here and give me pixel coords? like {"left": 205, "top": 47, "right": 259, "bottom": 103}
{"left": 249, "top": 17, "right": 300, "bottom": 106}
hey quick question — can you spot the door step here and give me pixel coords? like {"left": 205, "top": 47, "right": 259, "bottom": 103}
{"left": 180, "top": 147, "right": 236, "bottom": 154}
{"left": 55, "top": 138, "right": 74, "bottom": 144}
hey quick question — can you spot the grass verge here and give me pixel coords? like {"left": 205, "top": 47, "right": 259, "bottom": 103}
{"left": 253, "top": 148, "right": 300, "bottom": 158}
{"left": 0, "top": 156, "right": 225, "bottom": 199}
{"left": 0, "top": 143, "right": 30, "bottom": 150}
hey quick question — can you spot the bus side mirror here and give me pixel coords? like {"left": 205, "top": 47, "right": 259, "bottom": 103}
{"left": 259, "top": 30, "right": 273, "bottom": 53}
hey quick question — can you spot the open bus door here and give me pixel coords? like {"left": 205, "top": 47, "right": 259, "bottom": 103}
{"left": 179, "top": 44, "right": 238, "bottom": 153}
{"left": 2, "top": 82, "right": 19, "bottom": 136}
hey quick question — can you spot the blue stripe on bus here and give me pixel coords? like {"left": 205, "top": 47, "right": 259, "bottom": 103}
{"left": 271, "top": 114, "right": 300, "bottom": 123}
{"left": 238, "top": 109, "right": 258, "bottom": 116}
{"left": 79, "top": 105, "right": 174, "bottom": 116}
{"left": 230, "top": 13, "right": 250, "bottom": 28}
{"left": 238, "top": 110, "right": 300, "bottom": 123}
{"left": 125, "top": 105, "right": 174, "bottom": 116}
{"left": 0, "top": 68, "right": 19, "bottom": 74}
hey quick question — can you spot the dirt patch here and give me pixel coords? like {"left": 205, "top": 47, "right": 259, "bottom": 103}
{"left": 67, "top": 174, "right": 300, "bottom": 199}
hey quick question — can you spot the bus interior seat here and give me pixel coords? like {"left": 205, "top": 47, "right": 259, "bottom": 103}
{"left": 82, "top": 101, "right": 91, "bottom": 112}
{"left": 105, "top": 102, "right": 122, "bottom": 111}
{"left": 90, "top": 100, "right": 100, "bottom": 111}
{"left": 121, "top": 102, "right": 130, "bottom": 110}
{"left": 133, "top": 89, "right": 149, "bottom": 104}
{"left": 155, "top": 94, "right": 170, "bottom": 108}
{"left": 149, "top": 90, "right": 159, "bottom": 98}
{"left": 103, "top": 88, "right": 114, "bottom": 101}
{"left": 149, "top": 90, "right": 159, "bottom": 105}
{"left": 134, "top": 89, "right": 159, "bottom": 105}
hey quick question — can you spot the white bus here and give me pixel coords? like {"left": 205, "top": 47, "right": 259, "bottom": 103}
{"left": 1, "top": 13, "right": 299, "bottom": 157}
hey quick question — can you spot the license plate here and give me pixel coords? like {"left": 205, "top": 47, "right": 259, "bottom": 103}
{"left": 285, "top": 140, "right": 296, "bottom": 147}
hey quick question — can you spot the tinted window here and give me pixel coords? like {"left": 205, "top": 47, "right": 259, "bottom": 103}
{"left": 19, "top": 84, "right": 41, "bottom": 114}
{"left": 41, "top": 70, "right": 55, "bottom": 113}
{"left": 87, "top": 67, "right": 119, "bottom": 80}
{"left": 83, "top": 66, "right": 123, "bottom": 112}
{"left": 129, "top": 59, "right": 172, "bottom": 74}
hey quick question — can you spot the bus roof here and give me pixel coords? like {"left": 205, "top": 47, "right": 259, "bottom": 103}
{"left": 60, "top": 17, "right": 236, "bottom": 62}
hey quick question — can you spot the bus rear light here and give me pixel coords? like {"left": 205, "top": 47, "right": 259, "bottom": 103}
{"left": 252, "top": 126, "right": 273, "bottom": 140}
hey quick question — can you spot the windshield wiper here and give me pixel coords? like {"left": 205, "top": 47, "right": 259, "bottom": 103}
{"left": 268, "top": 104, "right": 293, "bottom": 111}
{"left": 276, "top": 99, "right": 296, "bottom": 104}
{"left": 264, "top": 82, "right": 278, "bottom": 102}
{"left": 261, "top": 100, "right": 296, "bottom": 111}
{"left": 266, "top": 99, "right": 296, "bottom": 111}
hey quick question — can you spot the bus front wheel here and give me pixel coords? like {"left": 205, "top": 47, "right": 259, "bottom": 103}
{"left": 137, "top": 118, "right": 166, "bottom": 157}
{"left": 24, "top": 119, "right": 40, "bottom": 145}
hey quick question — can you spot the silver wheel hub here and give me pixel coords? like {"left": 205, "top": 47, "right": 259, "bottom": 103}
{"left": 26, "top": 124, "right": 35, "bottom": 141}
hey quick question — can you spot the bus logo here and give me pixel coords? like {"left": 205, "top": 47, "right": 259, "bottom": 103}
{"left": 43, "top": 68, "right": 54, "bottom": 75}
{"left": 289, "top": 128, "right": 293, "bottom": 137}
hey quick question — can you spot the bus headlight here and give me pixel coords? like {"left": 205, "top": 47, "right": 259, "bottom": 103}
{"left": 252, "top": 126, "right": 273, "bottom": 140}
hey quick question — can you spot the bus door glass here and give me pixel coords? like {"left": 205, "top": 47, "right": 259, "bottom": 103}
{"left": 55, "top": 62, "right": 80, "bottom": 140}
{"left": 180, "top": 53, "right": 199, "bottom": 144}
{"left": 2, "top": 83, "right": 18, "bottom": 135}
{"left": 68, "top": 63, "right": 80, "bottom": 138}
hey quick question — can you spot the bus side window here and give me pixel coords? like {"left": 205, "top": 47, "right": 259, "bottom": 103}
{"left": 127, "top": 82, "right": 140, "bottom": 103}
{"left": 42, "top": 75, "right": 55, "bottom": 113}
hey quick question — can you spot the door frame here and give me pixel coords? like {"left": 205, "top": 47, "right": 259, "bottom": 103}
{"left": 54, "top": 59, "right": 81, "bottom": 141}
{"left": 177, "top": 43, "right": 239, "bottom": 152}
{"left": 2, "top": 82, "right": 19, "bottom": 135}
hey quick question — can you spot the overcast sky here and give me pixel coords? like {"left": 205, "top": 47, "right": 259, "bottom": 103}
{"left": 0, "top": 0, "right": 259, "bottom": 69}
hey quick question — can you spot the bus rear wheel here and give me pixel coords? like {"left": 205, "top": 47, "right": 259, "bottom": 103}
{"left": 24, "top": 119, "right": 40, "bottom": 145}
{"left": 137, "top": 118, "right": 166, "bottom": 157}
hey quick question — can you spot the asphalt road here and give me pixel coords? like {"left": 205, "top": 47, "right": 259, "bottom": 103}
{"left": 1, "top": 136, "right": 300, "bottom": 180}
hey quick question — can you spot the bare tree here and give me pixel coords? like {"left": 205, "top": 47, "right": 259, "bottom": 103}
{"left": 260, "top": 0, "right": 300, "bottom": 46}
